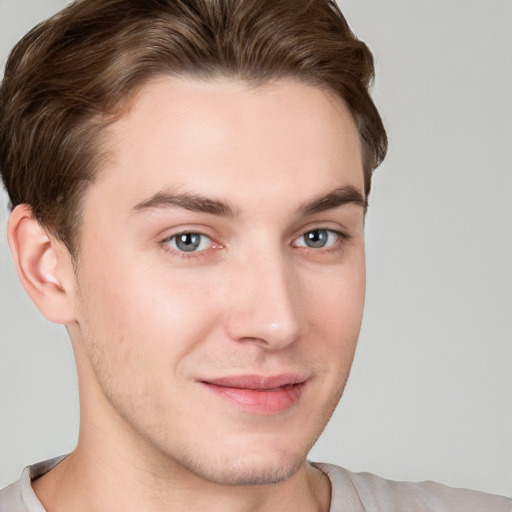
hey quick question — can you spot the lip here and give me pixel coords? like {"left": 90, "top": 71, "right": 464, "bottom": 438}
{"left": 199, "top": 374, "right": 308, "bottom": 415}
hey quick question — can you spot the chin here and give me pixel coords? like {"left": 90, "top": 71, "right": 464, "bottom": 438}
{"left": 172, "top": 446, "right": 306, "bottom": 486}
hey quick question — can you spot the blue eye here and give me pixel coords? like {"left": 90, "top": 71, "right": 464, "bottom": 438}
{"left": 294, "top": 229, "right": 340, "bottom": 249}
{"left": 165, "top": 232, "right": 212, "bottom": 253}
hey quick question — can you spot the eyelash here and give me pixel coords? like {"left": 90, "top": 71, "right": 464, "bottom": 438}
{"left": 161, "top": 231, "right": 220, "bottom": 260}
{"left": 160, "top": 228, "right": 350, "bottom": 260}
{"left": 291, "top": 228, "right": 349, "bottom": 252}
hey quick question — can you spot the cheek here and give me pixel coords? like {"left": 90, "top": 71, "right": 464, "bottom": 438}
{"left": 75, "top": 248, "right": 223, "bottom": 360}
{"left": 308, "top": 255, "right": 365, "bottom": 327}
{"left": 303, "top": 257, "right": 365, "bottom": 371}
{"left": 73, "top": 254, "right": 225, "bottom": 420}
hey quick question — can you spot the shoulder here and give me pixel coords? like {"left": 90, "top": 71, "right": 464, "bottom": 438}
{"left": 312, "top": 462, "right": 512, "bottom": 512}
{"left": 0, "top": 456, "right": 67, "bottom": 512}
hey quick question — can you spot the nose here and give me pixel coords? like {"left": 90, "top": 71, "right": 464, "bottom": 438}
{"left": 224, "top": 250, "right": 302, "bottom": 350}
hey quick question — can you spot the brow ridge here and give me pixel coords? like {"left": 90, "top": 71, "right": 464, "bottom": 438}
{"left": 132, "top": 190, "right": 237, "bottom": 217}
{"left": 131, "top": 184, "right": 365, "bottom": 218}
{"left": 299, "top": 185, "right": 367, "bottom": 215}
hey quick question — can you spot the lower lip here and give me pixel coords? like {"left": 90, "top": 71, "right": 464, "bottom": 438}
{"left": 201, "top": 381, "right": 307, "bottom": 415}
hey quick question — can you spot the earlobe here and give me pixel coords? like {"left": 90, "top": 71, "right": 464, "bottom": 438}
{"left": 7, "top": 205, "right": 77, "bottom": 324}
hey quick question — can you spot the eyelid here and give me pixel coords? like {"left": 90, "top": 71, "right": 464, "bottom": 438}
{"left": 165, "top": 232, "right": 212, "bottom": 251}
{"left": 157, "top": 224, "right": 351, "bottom": 260}
{"left": 292, "top": 228, "right": 342, "bottom": 246}
{"left": 160, "top": 228, "right": 222, "bottom": 259}
{"left": 157, "top": 224, "right": 218, "bottom": 245}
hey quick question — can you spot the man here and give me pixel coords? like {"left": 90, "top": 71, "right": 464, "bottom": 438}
{"left": 0, "top": 1, "right": 510, "bottom": 511}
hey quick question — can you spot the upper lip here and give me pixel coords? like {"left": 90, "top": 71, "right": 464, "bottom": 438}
{"left": 201, "top": 374, "right": 308, "bottom": 390}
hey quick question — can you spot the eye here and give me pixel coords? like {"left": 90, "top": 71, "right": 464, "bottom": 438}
{"left": 293, "top": 229, "right": 341, "bottom": 249}
{"left": 164, "top": 232, "right": 213, "bottom": 253}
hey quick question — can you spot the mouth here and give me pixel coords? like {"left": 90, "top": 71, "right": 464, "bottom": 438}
{"left": 199, "top": 374, "right": 308, "bottom": 415}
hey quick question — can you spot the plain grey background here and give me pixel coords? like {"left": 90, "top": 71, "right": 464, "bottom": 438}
{"left": 1, "top": 0, "right": 511, "bottom": 497}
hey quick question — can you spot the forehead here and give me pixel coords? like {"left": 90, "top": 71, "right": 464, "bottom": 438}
{"left": 90, "top": 76, "right": 364, "bottom": 214}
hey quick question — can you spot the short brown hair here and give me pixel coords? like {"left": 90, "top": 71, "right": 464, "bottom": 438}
{"left": 0, "top": 0, "right": 387, "bottom": 252}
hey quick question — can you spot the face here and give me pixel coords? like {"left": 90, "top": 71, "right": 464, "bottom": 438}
{"left": 67, "top": 77, "right": 366, "bottom": 485}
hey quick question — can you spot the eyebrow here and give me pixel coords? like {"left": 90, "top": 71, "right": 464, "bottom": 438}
{"left": 131, "top": 190, "right": 238, "bottom": 217}
{"left": 298, "top": 185, "right": 367, "bottom": 215}
{"left": 131, "top": 184, "right": 366, "bottom": 218}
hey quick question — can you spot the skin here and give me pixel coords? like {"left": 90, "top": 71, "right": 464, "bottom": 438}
{"left": 10, "top": 77, "right": 366, "bottom": 512}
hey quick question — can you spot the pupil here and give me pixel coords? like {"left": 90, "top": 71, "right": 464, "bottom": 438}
{"left": 176, "top": 233, "right": 200, "bottom": 252}
{"left": 305, "top": 230, "right": 327, "bottom": 248}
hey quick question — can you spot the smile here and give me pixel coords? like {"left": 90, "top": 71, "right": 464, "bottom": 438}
{"left": 200, "top": 374, "right": 308, "bottom": 415}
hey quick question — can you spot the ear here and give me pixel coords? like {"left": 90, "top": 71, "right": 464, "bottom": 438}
{"left": 7, "top": 204, "right": 77, "bottom": 324}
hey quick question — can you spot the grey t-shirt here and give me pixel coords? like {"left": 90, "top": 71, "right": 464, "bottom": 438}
{"left": 1, "top": 456, "right": 511, "bottom": 511}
